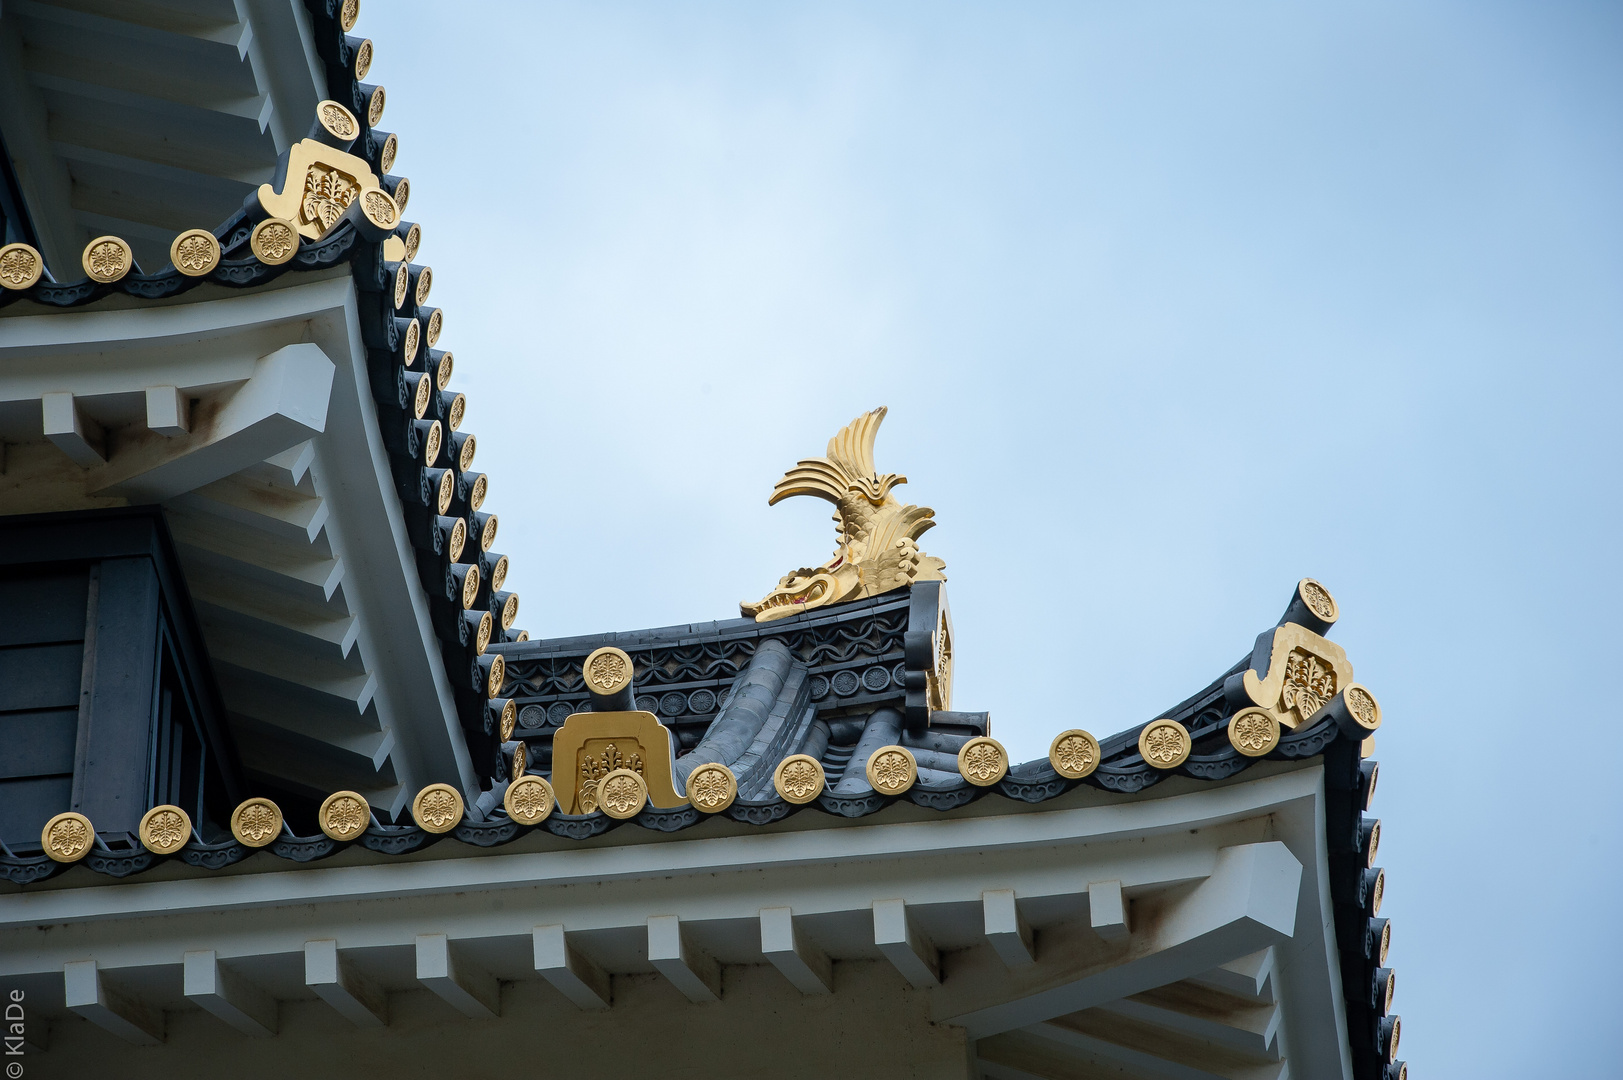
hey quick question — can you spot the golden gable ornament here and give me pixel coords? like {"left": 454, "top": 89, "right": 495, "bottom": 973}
{"left": 743, "top": 407, "right": 946, "bottom": 622}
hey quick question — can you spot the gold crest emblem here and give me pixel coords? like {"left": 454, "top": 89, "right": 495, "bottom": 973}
{"left": 301, "top": 163, "right": 363, "bottom": 232}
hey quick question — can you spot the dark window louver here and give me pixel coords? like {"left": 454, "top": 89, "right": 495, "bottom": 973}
{"left": 0, "top": 131, "right": 41, "bottom": 249}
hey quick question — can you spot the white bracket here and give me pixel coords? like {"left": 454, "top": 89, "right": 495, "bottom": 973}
{"left": 415, "top": 933, "right": 499, "bottom": 1019}
{"left": 304, "top": 939, "right": 387, "bottom": 1028}
{"left": 145, "top": 385, "right": 190, "bottom": 436}
{"left": 63, "top": 959, "right": 162, "bottom": 1045}
{"left": 760, "top": 906, "right": 832, "bottom": 995}
{"left": 1088, "top": 880, "right": 1131, "bottom": 942}
{"left": 182, "top": 949, "right": 277, "bottom": 1036}
{"left": 92, "top": 343, "right": 334, "bottom": 500}
{"left": 533, "top": 924, "right": 611, "bottom": 1010}
{"left": 873, "top": 899, "right": 940, "bottom": 988}
{"left": 41, "top": 392, "right": 105, "bottom": 466}
{"left": 983, "top": 889, "right": 1036, "bottom": 967}
{"left": 648, "top": 914, "right": 720, "bottom": 1003}
{"left": 1189, "top": 947, "right": 1277, "bottom": 1003}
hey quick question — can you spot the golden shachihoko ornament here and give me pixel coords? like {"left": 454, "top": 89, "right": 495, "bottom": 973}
{"left": 743, "top": 407, "right": 945, "bottom": 623}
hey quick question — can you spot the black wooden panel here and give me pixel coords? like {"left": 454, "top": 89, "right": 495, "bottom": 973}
{"left": 0, "top": 569, "right": 87, "bottom": 647}
{"left": 77, "top": 557, "right": 160, "bottom": 834}
{"left": 0, "top": 643, "right": 83, "bottom": 712}
{"left": 0, "top": 776, "right": 72, "bottom": 849}
{"left": 0, "top": 508, "right": 244, "bottom": 837}
{"left": 0, "top": 709, "right": 78, "bottom": 779}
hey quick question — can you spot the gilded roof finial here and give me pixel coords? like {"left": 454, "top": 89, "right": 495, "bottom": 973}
{"left": 742, "top": 407, "right": 945, "bottom": 622}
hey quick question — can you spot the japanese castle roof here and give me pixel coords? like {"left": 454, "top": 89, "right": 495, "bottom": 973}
{"left": 0, "top": 4, "right": 1401, "bottom": 1076}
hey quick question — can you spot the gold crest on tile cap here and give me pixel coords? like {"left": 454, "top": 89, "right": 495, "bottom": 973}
{"left": 458, "top": 561, "right": 482, "bottom": 610}
{"left": 483, "top": 652, "right": 505, "bottom": 698}
{"left": 82, "top": 235, "right": 133, "bottom": 283}
{"left": 392, "top": 176, "right": 410, "bottom": 212}
{"left": 1297, "top": 577, "right": 1338, "bottom": 623}
{"left": 773, "top": 754, "right": 825, "bottom": 804}
{"left": 379, "top": 132, "right": 400, "bottom": 177}
{"left": 1048, "top": 729, "right": 1100, "bottom": 779}
{"left": 597, "top": 768, "right": 648, "bottom": 819}
{"left": 230, "top": 797, "right": 283, "bottom": 847}
{"left": 138, "top": 805, "right": 192, "bottom": 855}
{"left": 1227, "top": 707, "right": 1280, "bottom": 757}
{"left": 169, "top": 229, "right": 220, "bottom": 277}
{"left": 318, "top": 790, "right": 371, "bottom": 841}
{"left": 425, "top": 307, "right": 443, "bottom": 346}
{"left": 511, "top": 739, "right": 528, "bottom": 778}
{"left": 471, "top": 608, "right": 493, "bottom": 654}
{"left": 434, "top": 467, "right": 455, "bottom": 514}
{"left": 469, "top": 473, "right": 488, "bottom": 512}
{"left": 686, "top": 762, "right": 738, "bottom": 813}
{"left": 392, "top": 260, "right": 410, "bottom": 309}
{"left": 497, "top": 696, "right": 516, "bottom": 740}
{"left": 413, "top": 372, "right": 433, "bottom": 419}
{"left": 41, "top": 811, "right": 93, "bottom": 863}
{"left": 456, "top": 429, "right": 475, "bottom": 470}
{"left": 957, "top": 736, "right": 1008, "bottom": 787}
{"left": 583, "top": 646, "right": 634, "bottom": 697}
{"left": 339, "top": 0, "right": 359, "bottom": 33}
{"left": 250, "top": 218, "right": 299, "bottom": 265}
{"left": 866, "top": 745, "right": 917, "bottom": 796}
{"left": 366, "top": 84, "right": 386, "bottom": 127}
{"left": 437, "top": 351, "right": 455, "bottom": 392}
{"left": 352, "top": 37, "right": 373, "bottom": 80}
{"left": 316, "top": 99, "right": 359, "bottom": 142}
{"left": 414, "top": 264, "right": 431, "bottom": 305}
{"left": 411, "top": 783, "right": 465, "bottom": 834}
{"left": 422, "top": 419, "right": 442, "bottom": 466}
{"left": 504, "top": 774, "right": 554, "bottom": 824}
{"left": 0, "top": 242, "right": 44, "bottom": 289}
{"left": 1343, "top": 684, "right": 1382, "bottom": 732}
{"left": 1138, "top": 718, "right": 1191, "bottom": 769}
{"left": 358, "top": 188, "right": 399, "bottom": 231}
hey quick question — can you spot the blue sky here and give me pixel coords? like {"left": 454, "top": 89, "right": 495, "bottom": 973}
{"left": 384, "top": 3, "right": 1621, "bottom": 1072}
